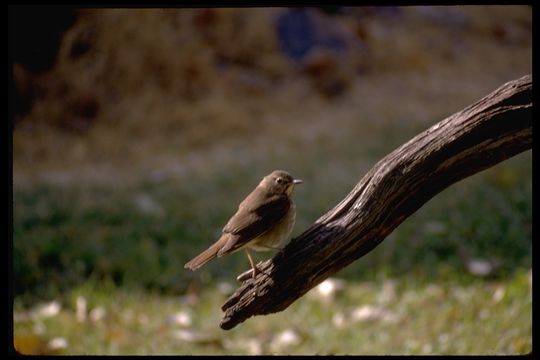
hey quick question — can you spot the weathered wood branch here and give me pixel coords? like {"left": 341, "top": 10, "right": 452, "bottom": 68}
{"left": 220, "top": 74, "right": 532, "bottom": 330}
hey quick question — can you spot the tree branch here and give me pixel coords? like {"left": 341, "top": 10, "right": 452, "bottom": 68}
{"left": 220, "top": 74, "right": 532, "bottom": 330}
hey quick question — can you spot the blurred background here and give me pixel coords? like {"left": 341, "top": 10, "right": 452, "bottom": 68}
{"left": 11, "top": 6, "right": 531, "bottom": 355}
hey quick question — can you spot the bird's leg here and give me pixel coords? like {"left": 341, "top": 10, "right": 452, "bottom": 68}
{"left": 245, "top": 249, "right": 258, "bottom": 279}
{"left": 237, "top": 246, "right": 286, "bottom": 282}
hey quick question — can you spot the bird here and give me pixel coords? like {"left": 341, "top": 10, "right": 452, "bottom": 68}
{"left": 184, "top": 170, "right": 302, "bottom": 279}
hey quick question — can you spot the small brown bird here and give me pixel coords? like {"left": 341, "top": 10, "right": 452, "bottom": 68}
{"left": 184, "top": 170, "right": 302, "bottom": 278}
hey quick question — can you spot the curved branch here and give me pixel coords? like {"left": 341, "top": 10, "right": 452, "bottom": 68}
{"left": 220, "top": 74, "right": 532, "bottom": 330}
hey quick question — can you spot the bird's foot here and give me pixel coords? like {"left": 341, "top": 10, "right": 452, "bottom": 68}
{"left": 236, "top": 268, "right": 256, "bottom": 282}
{"left": 237, "top": 263, "right": 268, "bottom": 282}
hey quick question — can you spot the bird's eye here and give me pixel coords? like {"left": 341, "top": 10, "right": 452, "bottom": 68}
{"left": 276, "top": 177, "right": 283, "bottom": 184}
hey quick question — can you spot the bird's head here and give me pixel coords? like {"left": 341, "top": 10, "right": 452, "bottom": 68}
{"left": 260, "top": 170, "right": 302, "bottom": 196}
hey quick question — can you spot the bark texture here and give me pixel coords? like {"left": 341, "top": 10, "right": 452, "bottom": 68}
{"left": 220, "top": 74, "right": 532, "bottom": 330}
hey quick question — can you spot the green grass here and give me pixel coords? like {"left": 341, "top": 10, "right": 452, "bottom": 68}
{"left": 13, "top": 150, "right": 532, "bottom": 354}
{"left": 13, "top": 150, "right": 532, "bottom": 299}
{"left": 13, "top": 269, "right": 531, "bottom": 355}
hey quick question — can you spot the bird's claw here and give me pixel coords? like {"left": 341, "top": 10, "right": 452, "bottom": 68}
{"left": 236, "top": 268, "right": 256, "bottom": 282}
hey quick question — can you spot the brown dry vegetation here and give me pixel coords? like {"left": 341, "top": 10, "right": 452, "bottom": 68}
{"left": 12, "top": 6, "right": 532, "bottom": 186}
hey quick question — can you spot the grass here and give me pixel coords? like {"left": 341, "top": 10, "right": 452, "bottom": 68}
{"left": 13, "top": 269, "right": 532, "bottom": 355}
{"left": 13, "top": 147, "right": 532, "bottom": 300}
{"left": 13, "top": 151, "right": 532, "bottom": 354}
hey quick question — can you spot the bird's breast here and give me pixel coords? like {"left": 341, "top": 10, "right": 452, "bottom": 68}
{"left": 250, "top": 202, "right": 296, "bottom": 251}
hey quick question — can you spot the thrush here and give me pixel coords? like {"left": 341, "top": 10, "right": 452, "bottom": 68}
{"left": 184, "top": 170, "right": 302, "bottom": 278}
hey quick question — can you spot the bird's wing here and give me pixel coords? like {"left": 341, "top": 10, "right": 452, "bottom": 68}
{"left": 218, "top": 188, "right": 290, "bottom": 255}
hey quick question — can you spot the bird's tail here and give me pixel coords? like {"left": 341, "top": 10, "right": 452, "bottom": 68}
{"left": 184, "top": 235, "right": 228, "bottom": 271}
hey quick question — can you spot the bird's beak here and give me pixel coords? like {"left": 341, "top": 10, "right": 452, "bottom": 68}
{"left": 293, "top": 179, "right": 303, "bottom": 185}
